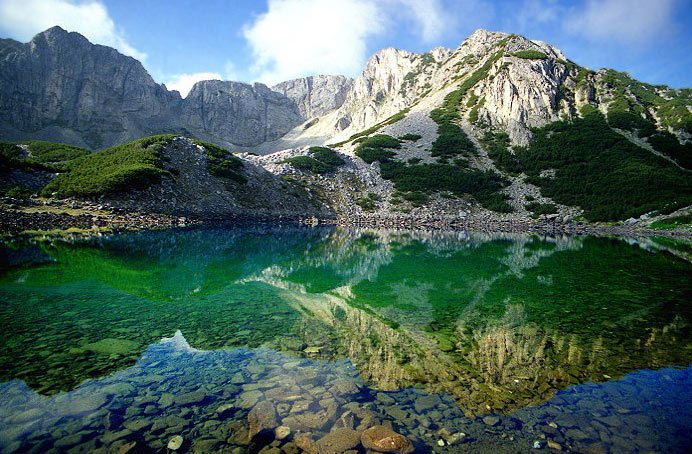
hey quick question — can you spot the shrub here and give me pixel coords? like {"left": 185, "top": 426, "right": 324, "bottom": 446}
{"left": 194, "top": 140, "right": 246, "bottom": 184}
{"left": 511, "top": 50, "right": 548, "bottom": 60}
{"left": 354, "top": 135, "right": 401, "bottom": 164}
{"left": 495, "top": 110, "right": 692, "bottom": 221}
{"left": 356, "top": 192, "right": 380, "bottom": 211}
{"left": 525, "top": 202, "right": 558, "bottom": 215}
{"left": 0, "top": 140, "right": 88, "bottom": 173}
{"left": 4, "top": 186, "right": 32, "bottom": 198}
{"left": 399, "top": 133, "right": 422, "bottom": 141}
{"left": 647, "top": 132, "right": 692, "bottom": 170}
{"left": 282, "top": 146, "right": 344, "bottom": 174}
{"left": 309, "top": 146, "right": 344, "bottom": 168}
{"left": 379, "top": 161, "right": 510, "bottom": 212}
{"left": 430, "top": 123, "right": 476, "bottom": 157}
{"left": 283, "top": 156, "right": 328, "bottom": 173}
{"left": 42, "top": 134, "right": 176, "bottom": 197}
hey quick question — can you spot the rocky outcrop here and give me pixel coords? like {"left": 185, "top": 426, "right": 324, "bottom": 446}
{"left": 332, "top": 48, "right": 421, "bottom": 133}
{"left": 272, "top": 75, "right": 352, "bottom": 120}
{"left": 0, "top": 26, "right": 181, "bottom": 149}
{"left": 181, "top": 80, "right": 303, "bottom": 148}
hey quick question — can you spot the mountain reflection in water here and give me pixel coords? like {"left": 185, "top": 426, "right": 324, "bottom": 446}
{"left": 0, "top": 226, "right": 690, "bottom": 420}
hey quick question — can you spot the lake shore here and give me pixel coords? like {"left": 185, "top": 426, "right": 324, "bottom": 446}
{"left": 1, "top": 196, "right": 690, "bottom": 240}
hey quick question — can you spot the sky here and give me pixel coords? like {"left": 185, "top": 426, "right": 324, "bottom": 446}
{"left": 0, "top": 0, "right": 690, "bottom": 97}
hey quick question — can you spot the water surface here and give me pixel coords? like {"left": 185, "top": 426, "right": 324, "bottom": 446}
{"left": 0, "top": 226, "right": 690, "bottom": 452}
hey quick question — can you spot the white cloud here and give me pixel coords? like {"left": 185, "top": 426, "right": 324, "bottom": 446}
{"left": 242, "top": 0, "right": 450, "bottom": 85}
{"left": 393, "top": 0, "right": 447, "bottom": 42}
{"left": 565, "top": 0, "right": 676, "bottom": 45}
{"left": 164, "top": 72, "right": 223, "bottom": 98}
{"left": 0, "top": 0, "right": 146, "bottom": 61}
{"left": 243, "top": 0, "right": 383, "bottom": 85}
{"left": 515, "top": 0, "right": 562, "bottom": 32}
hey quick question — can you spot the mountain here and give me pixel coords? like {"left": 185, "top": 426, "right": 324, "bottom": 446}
{"left": 1, "top": 27, "right": 690, "bottom": 226}
{"left": 0, "top": 26, "right": 180, "bottom": 150}
{"left": 0, "top": 27, "right": 353, "bottom": 151}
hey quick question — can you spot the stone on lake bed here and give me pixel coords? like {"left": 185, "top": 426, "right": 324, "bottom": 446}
{"left": 216, "top": 403, "right": 236, "bottom": 415}
{"left": 174, "top": 391, "right": 208, "bottom": 406}
{"left": 303, "top": 346, "right": 321, "bottom": 354}
{"left": 547, "top": 440, "right": 563, "bottom": 450}
{"left": 80, "top": 338, "right": 139, "bottom": 355}
{"left": 238, "top": 390, "right": 263, "bottom": 408}
{"left": 316, "top": 428, "right": 361, "bottom": 453}
{"left": 275, "top": 425, "right": 291, "bottom": 440}
{"left": 248, "top": 400, "right": 278, "bottom": 440}
{"left": 483, "top": 415, "right": 501, "bottom": 426}
{"left": 361, "top": 424, "right": 414, "bottom": 453}
{"left": 167, "top": 435, "right": 184, "bottom": 450}
{"left": 414, "top": 394, "right": 442, "bottom": 413}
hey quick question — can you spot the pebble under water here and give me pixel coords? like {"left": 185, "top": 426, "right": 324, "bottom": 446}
{"left": 0, "top": 226, "right": 691, "bottom": 453}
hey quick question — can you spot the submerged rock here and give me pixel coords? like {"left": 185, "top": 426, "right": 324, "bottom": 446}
{"left": 248, "top": 400, "right": 279, "bottom": 441}
{"left": 274, "top": 425, "right": 291, "bottom": 440}
{"left": 167, "top": 435, "right": 184, "bottom": 450}
{"left": 361, "top": 424, "right": 414, "bottom": 453}
{"left": 316, "top": 427, "right": 361, "bottom": 453}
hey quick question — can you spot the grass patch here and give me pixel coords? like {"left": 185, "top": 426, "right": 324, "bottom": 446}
{"left": 42, "top": 135, "right": 176, "bottom": 197}
{"left": 340, "top": 109, "right": 410, "bottom": 145}
{"left": 601, "top": 70, "right": 692, "bottom": 135}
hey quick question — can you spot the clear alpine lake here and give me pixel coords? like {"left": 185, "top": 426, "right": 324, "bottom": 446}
{"left": 0, "top": 226, "right": 691, "bottom": 453}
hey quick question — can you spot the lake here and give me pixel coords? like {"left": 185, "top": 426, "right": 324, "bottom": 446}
{"left": 0, "top": 226, "right": 691, "bottom": 453}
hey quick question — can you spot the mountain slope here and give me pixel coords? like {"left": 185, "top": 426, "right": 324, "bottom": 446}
{"left": 1, "top": 27, "right": 690, "bottom": 225}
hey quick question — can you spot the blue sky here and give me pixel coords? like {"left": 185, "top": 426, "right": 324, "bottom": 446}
{"left": 0, "top": 0, "right": 690, "bottom": 96}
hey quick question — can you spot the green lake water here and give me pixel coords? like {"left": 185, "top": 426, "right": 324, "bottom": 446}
{"left": 0, "top": 226, "right": 691, "bottom": 452}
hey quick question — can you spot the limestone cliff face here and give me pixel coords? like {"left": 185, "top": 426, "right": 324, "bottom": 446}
{"left": 314, "top": 29, "right": 574, "bottom": 145}
{"left": 0, "top": 27, "right": 181, "bottom": 149}
{"left": 470, "top": 34, "right": 570, "bottom": 144}
{"left": 1, "top": 26, "right": 687, "bottom": 153}
{"left": 272, "top": 75, "right": 352, "bottom": 120}
{"left": 181, "top": 81, "right": 303, "bottom": 148}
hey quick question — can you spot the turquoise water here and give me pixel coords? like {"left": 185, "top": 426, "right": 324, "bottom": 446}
{"left": 0, "top": 226, "right": 691, "bottom": 452}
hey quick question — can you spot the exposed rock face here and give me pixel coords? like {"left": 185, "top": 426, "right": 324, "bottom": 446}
{"left": 272, "top": 75, "right": 352, "bottom": 120}
{"left": 0, "top": 26, "right": 181, "bottom": 149}
{"left": 0, "top": 27, "right": 317, "bottom": 150}
{"left": 474, "top": 40, "right": 569, "bottom": 144}
{"left": 318, "top": 28, "right": 573, "bottom": 145}
{"left": 333, "top": 48, "right": 421, "bottom": 132}
{"left": 182, "top": 80, "right": 303, "bottom": 148}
